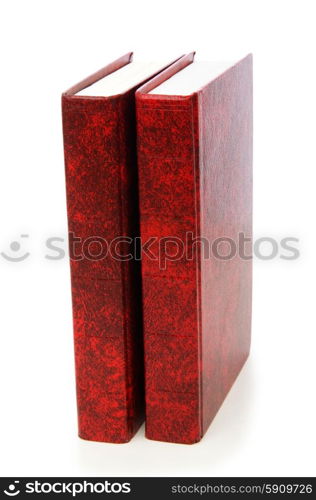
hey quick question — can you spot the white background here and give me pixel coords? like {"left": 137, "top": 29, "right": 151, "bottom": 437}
{"left": 0, "top": 0, "right": 315, "bottom": 477}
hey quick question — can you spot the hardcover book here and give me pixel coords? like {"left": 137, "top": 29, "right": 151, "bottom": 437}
{"left": 62, "top": 53, "right": 178, "bottom": 442}
{"left": 136, "top": 53, "right": 253, "bottom": 443}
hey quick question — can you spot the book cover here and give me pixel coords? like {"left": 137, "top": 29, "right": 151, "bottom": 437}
{"left": 136, "top": 53, "right": 253, "bottom": 443}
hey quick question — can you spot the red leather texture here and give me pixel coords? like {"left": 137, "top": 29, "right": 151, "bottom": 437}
{"left": 62, "top": 54, "right": 179, "bottom": 443}
{"left": 136, "top": 55, "right": 253, "bottom": 443}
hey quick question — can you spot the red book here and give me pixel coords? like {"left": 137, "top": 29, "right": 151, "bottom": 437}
{"left": 62, "top": 53, "right": 179, "bottom": 443}
{"left": 136, "top": 53, "right": 253, "bottom": 443}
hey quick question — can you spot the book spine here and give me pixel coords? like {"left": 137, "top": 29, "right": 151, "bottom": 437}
{"left": 136, "top": 94, "right": 202, "bottom": 443}
{"left": 62, "top": 93, "right": 143, "bottom": 443}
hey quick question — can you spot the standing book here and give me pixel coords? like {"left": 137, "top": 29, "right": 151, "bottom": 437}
{"left": 62, "top": 53, "right": 179, "bottom": 442}
{"left": 136, "top": 53, "right": 253, "bottom": 443}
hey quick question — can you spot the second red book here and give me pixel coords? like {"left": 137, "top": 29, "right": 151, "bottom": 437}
{"left": 136, "top": 53, "right": 253, "bottom": 444}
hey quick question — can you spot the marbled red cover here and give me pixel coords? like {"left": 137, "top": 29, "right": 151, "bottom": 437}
{"left": 136, "top": 54, "right": 253, "bottom": 443}
{"left": 62, "top": 53, "right": 179, "bottom": 443}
